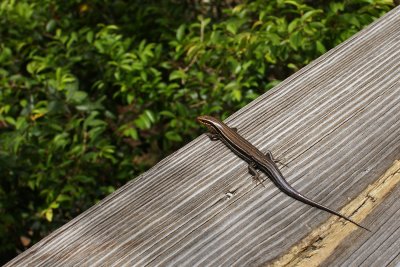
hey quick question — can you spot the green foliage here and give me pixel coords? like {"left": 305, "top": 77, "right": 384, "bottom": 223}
{"left": 0, "top": 0, "right": 393, "bottom": 262}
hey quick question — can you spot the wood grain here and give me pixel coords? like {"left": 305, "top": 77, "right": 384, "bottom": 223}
{"left": 6, "top": 6, "right": 400, "bottom": 267}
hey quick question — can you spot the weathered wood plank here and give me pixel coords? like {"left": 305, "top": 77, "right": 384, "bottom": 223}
{"left": 323, "top": 183, "right": 400, "bottom": 266}
{"left": 6, "top": 6, "right": 400, "bottom": 267}
{"left": 269, "top": 161, "right": 400, "bottom": 266}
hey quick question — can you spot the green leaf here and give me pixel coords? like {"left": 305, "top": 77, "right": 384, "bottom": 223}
{"left": 86, "top": 119, "right": 106, "bottom": 127}
{"left": 287, "top": 63, "right": 298, "bottom": 71}
{"left": 329, "top": 2, "right": 345, "bottom": 13}
{"left": 46, "top": 19, "right": 57, "bottom": 32}
{"left": 283, "top": 0, "right": 302, "bottom": 8}
{"left": 52, "top": 132, "right": 69, "bottom": 149}
{"left": 56, "top": 194, "right": 71, "bottom": 202}
{"left": 15, "top": 117, "right": 27, "bottom": 130}
{"left": 68, "top": 90, "right": 87, "bottom": 103}
{"left": 122, "top": 127, "right": 139, "bottom": 140}
{"left": 159, "top": 111, "right": 176, "bottom": 118}
{"left": 265, "top": 51, "right": 277, "bottom": 64}
{"left": 224, "top": 81, "right": 240, "bottom": 91}
{"left": 86, "top": 31, "right": 94, "bottom": 43}
{"left": 231, "top": 89, "right": 242, "bottom": 101}
{"left": 134, "top": 115, "right": 151, "bottom": 130}
{"left": 289, "top": 32, "right": 301, "bottom": 50}
{"left": 45, "top": 209, "right": 53, "bottom": 222}
{"left": 5, "top": 116, "right": 16, "bottom": 125}
{"left": 316, "top": 41, "right": 326, "bottom": 54}
{"left": 288, "top": 19, "right": 299, "bottom": 33}
{"left": 226, "top": 22, "right": 238, "bottom": 35}
{"left": 302, "top": 10, "right": 323, "bottom": 22}
{"left": 169, "top": 69, "right": 187, "bottom": 81}
{"left": 127, "top": 93, "right": 134, "bottom": 104}
{"left": 144, "top": 110, "right": 156, "bottom": 123}
{"left": 176, "top": 24, "right": 186, "bottom": 41}
{"left": 165, "top": 131, "right": 182, "bottom": 142}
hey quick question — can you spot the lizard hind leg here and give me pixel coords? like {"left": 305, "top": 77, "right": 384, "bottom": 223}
{"left": 265, "top": 150, "right": 289, "bottom": 168}
{"left": 248, "top": 163, "right": 265, "bottom": 187}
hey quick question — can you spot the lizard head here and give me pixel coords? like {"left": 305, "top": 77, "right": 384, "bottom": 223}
{"left": 197, "top": 115, "right": 220, "bottom": 134}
